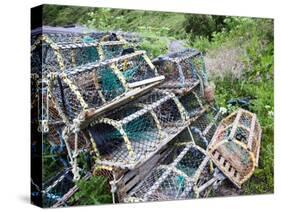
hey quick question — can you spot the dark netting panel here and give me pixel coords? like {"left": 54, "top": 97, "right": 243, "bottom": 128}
{"left": 149, "top": 170, "right": 193, "bottom": 201}
{"left": 31, "top": 43, "right": 43, "bottom": 74}
{"left": 64, "top": 130, "right": 89, "bottom": 152}
{"left": 59, "top": 45, "right": 100, "bottom": 69}
{"left": 89, "top": 123, "right": 129, "bottom": 162}
{"left": 175, "top": 146, "right": 205, "bottom": 177}
{"left": 125, "top": 143, "right": 209, "bottom": 202}
{"left": 73, "top": 74, "right": 104, "bottom": 109}
{"left": 153, "top": 49, "right": 207, "bottom": 89}
{"left": 42, "top": 170, "right": 75, "bottom": 208}
{"left": 153, "top": 99, "right": 183, "bottom": 133}
{"left": 130, "top": 166, "right": 167, "bottom": 201}
{"left": 123, "top": 112, "right": 162, "bottom": 160}
{"left": 51, "top": 77, "right": 84, "bottom": 121}
{"left": 46, "top": 124, "right": 65, "bottom": 147}
{"left": 42, "top": 142, "right": 69, "bottom": 183}
{"left": 102, "top": 44, "right": 124, "bottom": 59}
{"left": 187, "top": 108, "right": 225, "bottom": 149}
{"left": 178, "top": 87, "right": 203, "bottom": 118}
{"left": 190, "top": 113, "right": 211, "bottom": 132}
{"left": 31, "top": 41, "right": 62, "bottom": 77}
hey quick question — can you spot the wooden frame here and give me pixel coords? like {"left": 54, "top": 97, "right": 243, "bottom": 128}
{"left": 207, "top": 109, "right": 262, "bottom": 188}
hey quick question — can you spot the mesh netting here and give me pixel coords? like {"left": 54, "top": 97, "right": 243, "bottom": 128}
{"left": 119, "top": 108, "right": 226, "bottom": 202}
{"left": 189, "top": 108, "right": 225, "bottom": 149}
{"left": 31, "top": 34, "right": 127, "bottom": 78}
{"left": 86, "top": 85, "right": 205, "bottom": 169}
{"left": 50, "top": 51, "right": 162, "bottom": 124}
{"left": 124, "top": 143, "right": 209, "bottom": 202}
{"left": 153, "top": 49, "right": 207, "bottom": 89}
{"left": 31, "top": 40, "right": 61, "bottom": 77}
{"left": 207, "top": 108, "right": 262, "bottom": 187}
{"left": 41, "top": 170, "right": 75, "bottom": 207}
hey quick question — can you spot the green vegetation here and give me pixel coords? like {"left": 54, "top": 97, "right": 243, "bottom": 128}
{"left": 69, "top": 176, "right": 112, "bottom": 205}
{"left": 43, "top": 5, "right": 93, "bottom": 26}
{"left": 43, "top": 5, "right": 274, "bottom": 197}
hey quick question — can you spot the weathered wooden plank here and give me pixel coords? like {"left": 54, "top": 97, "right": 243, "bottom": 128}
{"left": 247, "top": 114, "right": 256, "bottom": 150}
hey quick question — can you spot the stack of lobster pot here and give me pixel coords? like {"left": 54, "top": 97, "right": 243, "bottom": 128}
{"left": 31, "top": 26, "right": 165, "bottom": 207}
{"left": 31, "top": 26, "right": 262, "bottom": 207}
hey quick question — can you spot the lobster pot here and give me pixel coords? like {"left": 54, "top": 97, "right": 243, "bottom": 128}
{"left": 56, "top": 39, "right": 127, "bottom": 68}
{"left": 153, "top": 49, "right": 207, "bottom": 89}
{"left": 45, "top": 124, "right": 65, "bottom": 147}
{"left": 100, "top": 41, "right": 125, "bottom": 59}
{"left": 31, "top": 34, "right": 127, "bottom": 77}
{"left": 87, "top": 88, "right": 205, "bottom": 169}
{"left": 51, "top": 51, "right": 163, "bottom": 123}
{"left": 207, "top": 109, "right": 262, "bottom": 188}
{"left": 57, "top": 42, "right": 100, "bottom": 68}
{"left": 125, "top": 143, "right": 210, "bottom": 202}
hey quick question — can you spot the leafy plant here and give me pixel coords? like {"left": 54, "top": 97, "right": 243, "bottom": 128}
{"left": 69, "top": 176, "right": 112, "bottom": 205}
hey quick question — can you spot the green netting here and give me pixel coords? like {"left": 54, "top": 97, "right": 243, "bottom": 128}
{"left": 75, "top": 46, "right": 100, "bottom": 66}
{"left": 176, "top": 147, "right": 205, "bottom": 177}
{"left": 123, "top": 65, "right": 140, "bottom": 81}
{"left": 126, "top": 144, "right": 208, "bottom": 202}
{"left": 99, "top": 67, "right": 126, "bottom": 101}
{"left": 102, "top": 45, "right": 124, "bottom": 59}
{"left": 123, "top": 114, "right": 159, "bottom": 143}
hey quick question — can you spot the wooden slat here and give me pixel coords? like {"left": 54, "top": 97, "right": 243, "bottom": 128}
{"left": 229, "top": 110, "right": 243, "bottom": 139}
{"left": 127, "top": 76, "right": 165, "bottom": 88}
{"left": 229, "top": 167, "right": 236, "bottom": 177}
{"left": 219, "top": 157, "right": 225, "bottom": 165}
{"left": 214, "top": 151, "right": 220, "bottom": 160}
{"left": 225, "top": 162, "right": 230, "bottom": 171}
{"left": 247, "top": 114, "right": 256, "bottom": 150}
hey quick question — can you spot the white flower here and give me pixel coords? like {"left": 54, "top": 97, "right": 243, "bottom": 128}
{"left": 220, "top": 107, "right": 228, "bottom": 114}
